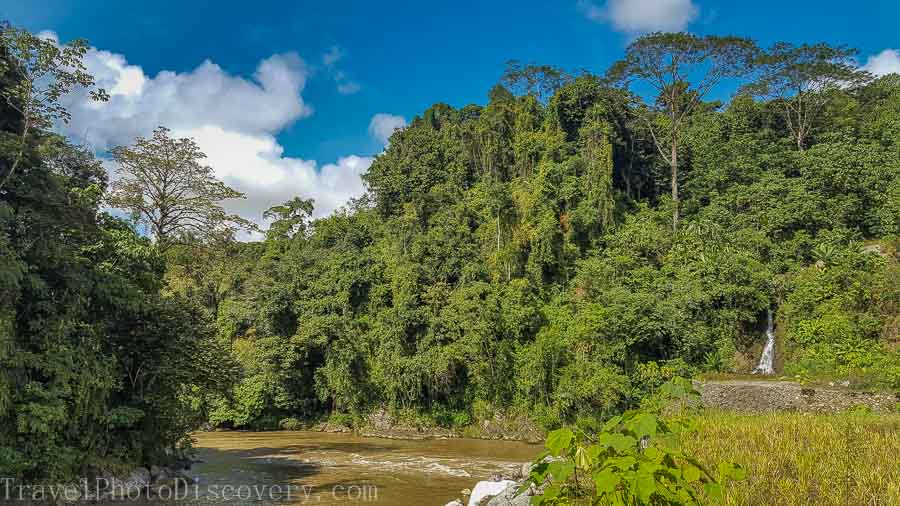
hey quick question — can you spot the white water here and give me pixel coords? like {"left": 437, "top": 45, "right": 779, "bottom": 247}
{"left": 753, "top": 309, "right": 776, "bottom": 375}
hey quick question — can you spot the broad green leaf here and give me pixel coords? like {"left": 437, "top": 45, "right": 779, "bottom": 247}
{"left": 586, "top": 444, "right": 604, "bottom": 462}
{"left": 683, "top": 463, "right": 701, "bottom": 482}
{"left": 543, "top": 484, "right": 561, "bottom": 500}
{"left": 593, "top": 468, "right": 622, "bottom": 495}
{"left": 628, "top": 413, "right": 658, "bottom": 439}
{"left": 529, "top": 461, "right": 550, "bottom": 481}
{"left": 602, "top": 415, "right": 623, "bottom": 432}
{"left": 545, "top": 427, "right": 574, "bottom": 456}
{"left": 643, "top": 446, "right": 662, "bottom": 461}
{"left": 547, "top": 461, "right": 575, "bottom": 482}
{"left": 718, "top": 461, "right": 747, "bottom": 481}
{"left": 605, "top": 455, "right": 638, "bottom": 471}
{"left": 638, "top": 461, "right": 662, "bottom": 477}
{"left": 705, "top": 482, "right": 724, "bottom": 501}
{"left": 598, "top": 433, "right": 637, "bottom": 452}
{"left": 634, "top": 469, "right": 657, "bottom": 503}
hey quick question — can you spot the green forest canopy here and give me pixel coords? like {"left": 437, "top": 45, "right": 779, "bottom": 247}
{"left": 1, "top": 26, "right": 899, "bottom": 481}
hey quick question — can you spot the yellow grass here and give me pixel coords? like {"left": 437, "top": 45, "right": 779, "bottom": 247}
{"left": 681, "top": 411, "right": 900, "bottom": 505}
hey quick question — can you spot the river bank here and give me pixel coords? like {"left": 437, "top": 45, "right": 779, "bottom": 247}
{"left": 287, "top": 407, "right": 546, "bottom": 443}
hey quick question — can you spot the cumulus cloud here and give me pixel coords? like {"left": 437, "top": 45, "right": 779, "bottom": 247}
{"left": 51, "top": 38, "right": 371, "bottom": 231}
{"left": 179, "top": 125, "right": 371, "bottom": 220}
{"left": 60, "top": 50, "right": 311, "bottom": 150}
{"left": 368, "top": 113, "right": 406, "bottom": 145}
{"left": 863, "top": 49, "right": 900, "bottom": 77}
{"left": 579, "top": 0, "right": 699, "bottom": 33}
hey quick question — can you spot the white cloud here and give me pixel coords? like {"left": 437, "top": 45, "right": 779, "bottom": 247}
{"left": 579, "top": 0, "right": 699, "bottom": 33}
{"left": 36, "top": 30, "right": 59, "bottom": 43}
{"left": 61, "top": 50, "right": 311, "bottom": 149}
{"left": 337, "top": 81, "right": 362, "bottom": 95}
{"left": 863, "top": 49, "right": 900, "bottom": 77}
{"left": 53, "top": 41, "right": 371, "bottom": 232}
{"left": 321, "top": 45, "right": 361, "bottom": 95}
{"left": 179, "top": 126, "right": 371, "bottom": 220}
{"left": 368, "top": 113, "right": 406, "bottom": 145}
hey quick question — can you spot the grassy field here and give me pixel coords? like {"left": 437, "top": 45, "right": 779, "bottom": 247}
{"left": 682, "top": 410, "right": 900, "bottom": 505}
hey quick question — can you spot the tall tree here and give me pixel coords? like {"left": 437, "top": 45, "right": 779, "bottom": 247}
{"left": 501, "top": 60, "right": 572, "bottom": 102}
{"left": 608, "top": 32, "right": 758, "bottom": 230}
{"left": 743, "top": 42, "right": 872, "bottom": 152}
{"left": 0, "top": 23, "right": 107, "bottom": 190}
{"left": 264, "top": 196, "right": 315, "bottom": 241}
{"left": 107, "top": 126, "right": 253, "bottom": 249}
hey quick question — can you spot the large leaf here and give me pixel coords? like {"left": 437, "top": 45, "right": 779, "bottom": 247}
{"left": 598, "top": 433, "right": 637, "bottom": 452}
{"left": 718, "top": 461, "right": 747, "bottom": 481}
{"left": 604, "top": 455, "right": 638, "bottom": 471}
{"left": 627, "top": 413, "right": 658, "bottom": 439}
{"left": 545, "top": 427, "right": 575, "bottom": 456}
{"left": 634, "top": 468, "right": 657, "bottom": 503}
{"left": 594, "top": 468, "right": 622, "bottom": 495}
{"left": 682, "top": 463, "right": 701, "bottom": 482}
{"left": 547, "top": 461, "right": 575, "bottom": 482}
{"left": 602, "top": 414, "right": 623, "bottom": 432}
{"left": 704, "top": 482, "right": 724, "bottom": 502}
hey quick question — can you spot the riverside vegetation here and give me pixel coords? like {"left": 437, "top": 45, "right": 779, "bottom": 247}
{"left": 1, "top": 23, "right": 900, "bottom": 504}
{"left": 512, "top": 380, "right": 900, "bottom": 505}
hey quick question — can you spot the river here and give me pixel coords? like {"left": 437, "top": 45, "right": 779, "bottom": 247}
{"left": 175, "top": 431, "right": 540, "bottom": 505}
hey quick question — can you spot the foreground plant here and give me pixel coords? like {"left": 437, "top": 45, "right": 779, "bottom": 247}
{"left": 523, "top": 379, "right": 745, "bottom": 505}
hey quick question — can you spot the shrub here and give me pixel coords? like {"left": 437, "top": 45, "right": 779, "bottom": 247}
{"left": 278, "top": 417, "right": 304, "bottom": 431}
{"left": 522, "top": 379, "right": 744, "bottom": 505}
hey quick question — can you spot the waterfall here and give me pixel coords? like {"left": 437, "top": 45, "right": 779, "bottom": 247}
{"left": 752, "top": 309, "right": 775, "bottom": 375}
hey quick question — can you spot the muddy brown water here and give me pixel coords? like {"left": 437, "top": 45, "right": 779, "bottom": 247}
{"left": 169, "top": 431, "right": 540, "bottom": 505}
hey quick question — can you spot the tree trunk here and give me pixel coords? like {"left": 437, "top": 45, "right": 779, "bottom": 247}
{"left": 0, "top": 115, "right": 30, "bottom": 191}
{"left": 671, "top": 135, "right": 679, "bottom": 231}
{"left": 625, "top": 137, "right": 634, "bottom": 199}
{"left": 496, "top": 213, "right": 501, "bottom": 252}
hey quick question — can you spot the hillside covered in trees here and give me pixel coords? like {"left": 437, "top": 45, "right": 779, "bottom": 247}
{"left": 169, "top": 36, "right": 900, "bottom": 431}
{"left": 1, "top": 25, "right": 899, "bottom": 483}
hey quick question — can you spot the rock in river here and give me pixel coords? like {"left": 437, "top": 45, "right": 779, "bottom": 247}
{"left": 468, "top": 480, "right": 516, "bottom": 506}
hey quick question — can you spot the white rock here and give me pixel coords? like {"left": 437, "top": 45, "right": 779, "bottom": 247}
{"left": 520, "top": 462, "right": 533, "bottom": 478}
{"left": 445, "top": 500, "right": 465, "bottom": 506}
{"left": 468, "top": 480, "right": 516, "bottom": 506}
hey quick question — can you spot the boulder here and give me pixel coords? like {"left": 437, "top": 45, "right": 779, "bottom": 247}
{"left": 486, "top": 482, "right": 537, "bottom": 506}
{"left": 468, "top": 480, "right": 516, "bottom": 506}
{"left": 520, "top": 462, "right": 533, "bottom": 479}
{"left": 444, "top": 500, "right": 465, "bottom": 506}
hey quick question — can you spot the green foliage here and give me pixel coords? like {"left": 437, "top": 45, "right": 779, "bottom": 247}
{"left": 779, "top": 240, "right": 900, "bottom": 387}
{"left": 4, "top": 23, "right": 900, "bottom": 490}
{"left": 0, "top": 27, "right": 234, "bottom": 482}
{"left": 165, "top": 34, "right": 900, "bottom": 433}
{"left": 0, "top": 22, "right": 108, "bottom": 190}
{"left": 107, "top": 126, "right": 254, "bottom": 248}
{"left": 524, "top": 379, "right": 745, "bottom": 505}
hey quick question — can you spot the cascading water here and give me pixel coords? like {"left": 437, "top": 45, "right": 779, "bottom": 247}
{"left": 752, "top": 309, "right": 776, "bottom": 375}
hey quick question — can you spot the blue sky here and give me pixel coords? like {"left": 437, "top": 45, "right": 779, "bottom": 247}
{"left": 3, "top": 0, "right": 898, "bottom": 226}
